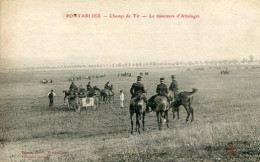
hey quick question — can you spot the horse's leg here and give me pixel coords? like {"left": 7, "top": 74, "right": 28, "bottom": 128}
{"left": 166, "top": 111, "right": 169, "bottom": 128}
{"left": 136, "top": 113, "right": 140, "bottom": 134}
{"left": 190, "top": 104, "right": 194, "bottom": 122}
{"left": 96, "top": 97, "right": 99, "bottom": 106}
{"left": 159, "top": 111, "right": 162, "bottom": 130}
{"left": 138, "top": 113, "right": 142, "bottom": 134}
{"left": 142, "top": 111, "right": 145, "bottom": 131}
{"left": 173, "top": 107, "right": 176, "bottom": 119}
{"left": 177, "top": 106, "right": 180, "bottom": 119}
{"left": 130, "top": 112, "right": 134, "bottom": 134}
{"left": 183, "top": 104, "right": 190, "bottom": 122}
{"left": 113, "top": 95, "right": 115, "bottom": 104}
{"left": 156, "top": 111, "right": 160, "bottom": 129}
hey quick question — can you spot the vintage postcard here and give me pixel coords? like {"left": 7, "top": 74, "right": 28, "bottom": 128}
{"left": 0, "top": 0, "right": 259, "bottom": 161}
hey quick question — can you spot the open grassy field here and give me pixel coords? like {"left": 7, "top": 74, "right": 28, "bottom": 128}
{"left": 0, "top": 66, "right": 259, "bottom": 161}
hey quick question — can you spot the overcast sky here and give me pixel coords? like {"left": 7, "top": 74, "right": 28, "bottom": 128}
{"left": 1, "top": 0, "right": 260, "bottom": 67}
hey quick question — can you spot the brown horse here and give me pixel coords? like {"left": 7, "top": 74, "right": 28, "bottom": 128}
{"left": 100, "top": 89, "right": 114, "bottom": 103}
{"left": 87, "top": 86, "right": 101, "bottom": 105}
{"left": 63, "top": 90, "right": 70, "bottom": 102}
{"left": 154, "top": 96, "right": 170, "bottom": 130}
{"left": 172, "top": 88, "right": 198, "bottom": 122}
{"left": 130, "top": 96, "right": 146, "bottom": 134}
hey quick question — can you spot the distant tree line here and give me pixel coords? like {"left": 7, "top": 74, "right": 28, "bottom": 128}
{"left": 1, "top": 55, "right": 259, "bottom": 71}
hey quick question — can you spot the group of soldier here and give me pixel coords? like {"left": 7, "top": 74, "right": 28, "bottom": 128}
{"left": 130, "top": 75, "right": 178, "bottom": 112}
{"left": 69, "top": 81, "right": 113, "bottom": 92}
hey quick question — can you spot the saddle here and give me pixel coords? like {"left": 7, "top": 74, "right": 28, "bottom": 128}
{"left": 136, "top": 94, "right": 144, "bottom": 101}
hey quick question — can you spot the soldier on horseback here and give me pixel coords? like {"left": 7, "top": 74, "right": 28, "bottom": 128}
{"left": 86, "top": 82, "right": 92, "bottom": 91}
{"left": 156, "top": 77, "right": 171, "bottom": 102}
{"left": 169, "top": 75, "right": 178, "bottom": 100}
{"left": 105, "top": 81, "right": 113, "bottom": 91}
{"left": 147, "top": 77, "right": 171, "bottom": 112}
{"left": 69, "top": 82, "right": 78, "bottom": 91}
{"left": 130, "top": 76, "right": 148, "bottom": 109}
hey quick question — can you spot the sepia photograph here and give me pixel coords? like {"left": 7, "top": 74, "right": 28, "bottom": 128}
{"left": 0, "top": 0, "right": 260, "bottom": 161}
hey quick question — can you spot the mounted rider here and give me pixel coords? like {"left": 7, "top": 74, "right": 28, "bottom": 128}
{"left": 156, "top": 77, "right": 171, "bottom": 103}
{"left": 130, "top": 76, "right": 148, "bottom": 109}
{"left": 105, "top": 81, "right": 113, "bottom": 91}
{"left": 147, "top": 77, "right": 171, "bottom": 111}
{"left": 86, "top": 82, "right": 93, "bottom": 91}
{"left": 69, "top": 82, "right": 78, "bottom": 91}
{"left": 169, "top": 75, "right": 178, "bottom": 100}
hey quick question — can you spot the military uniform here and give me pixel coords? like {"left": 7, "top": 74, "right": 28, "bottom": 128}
{"left": 87, "top": 83, "right": 92, "bottom": 91}
{"left": 169, "top": 80, "right": 178, "bottom": 94}
{"left": 148, "top": 77, "right": 170, "bottom": 109}
{"left": 130, "top": 82, "right": 146, "bottom": 97}
{"left": 129, "top": 76, "right": 148, "bottom": 111}
{"left": 169, "top": 75, "right": 179, "bottom": 102}
{"left": 156, "top": 82, "right": 170, "bottom": 102}
{"left": 156, "top": 83, "right": 169, "bottom": 95}
{"left": 69, "top": 82, "right": 78, "bottom": 91}
{"left": 104, "top": 82, "right": 111, "bottom": 90}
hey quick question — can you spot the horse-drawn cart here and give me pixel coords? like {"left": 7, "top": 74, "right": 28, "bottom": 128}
{"left": 64, "top": 90, "right": 97, "bottom": 112}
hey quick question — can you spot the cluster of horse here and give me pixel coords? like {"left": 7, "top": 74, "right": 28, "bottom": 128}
{"left": 220, "top": 68, "right": 229, "bottom": 75}
{"left": 118, "top": 72, "right": 132, "bottom": 77}
{"left": 140, "top": 72, "right": 149, "bottom": 76}
{"left": 41, "top": 79, "right": 53, "bottom": 84}
{"left": 62, "top": 81, "right": 198, "bottom": 134}
{"left": 130, "top": 88, "right": 198, "bottom": 134}
{"left": 68, "top": 74, "right": 107, "bottom": 81}
{"left": 63, "top": 85, "right": 114, "bottom": 106}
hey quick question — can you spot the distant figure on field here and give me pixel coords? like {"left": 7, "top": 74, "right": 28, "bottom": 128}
{"left": 48, "top": 90, "right": 56, "bottom": 107}
{"left": 120, "top": 90, "right": 124, "bottom": 108}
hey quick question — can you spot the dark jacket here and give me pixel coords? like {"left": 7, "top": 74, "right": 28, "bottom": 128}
{"left": 130, "top": 82, "right": 145, "bottom": 96}
{"left": 69, "top": 83, "right": 78, "bottom": 91}
{"left": 156, "top": 83, "right": 168, "bottom": 95}
{"left": 169, "top": 80, "right": 178, "bottom": 92}
{"left": 87, "top": 84, "right": 92, "bottom": 91}
{"left": 48, "top": 92, "right": 54, "bottom": 99}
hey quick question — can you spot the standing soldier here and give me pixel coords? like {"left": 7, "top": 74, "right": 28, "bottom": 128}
{"left": 169, "top": 75, "right": 178, "bottom": 99}
{"left": 47, "top": 90, "right": 56, "bottom": 107}
{"left": 130, "top": 76, "right": 148, "bottom": 110}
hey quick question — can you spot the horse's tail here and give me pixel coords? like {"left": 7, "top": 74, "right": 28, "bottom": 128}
{"left": 191, "top": 88, "right": 198, "bottom": 94}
